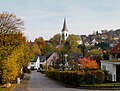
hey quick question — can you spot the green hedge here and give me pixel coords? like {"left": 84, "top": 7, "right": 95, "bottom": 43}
{"left": 46, "top": 70, "right": 105, "bottom": 87}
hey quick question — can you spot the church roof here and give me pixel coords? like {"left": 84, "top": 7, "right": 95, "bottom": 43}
{"left": 62, "top": 18, "right": 69, "bottom": 32}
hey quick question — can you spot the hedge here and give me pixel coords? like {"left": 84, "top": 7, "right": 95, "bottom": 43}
{"left": 46, "top": 70, "right": 105, "bottom": 87}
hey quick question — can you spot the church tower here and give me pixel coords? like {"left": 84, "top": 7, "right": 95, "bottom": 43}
{"left": 61, "top": 18, "right": 69, "bottom": 40}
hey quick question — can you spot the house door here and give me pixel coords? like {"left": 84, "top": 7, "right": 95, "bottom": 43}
{"left": 116, "top": 65, "right": 120, "bottom": 82}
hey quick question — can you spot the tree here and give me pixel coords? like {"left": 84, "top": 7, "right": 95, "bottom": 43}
{"left": 49, "top": 33, "right": 61, "bottom": 46}
{"left": 0, "top": 12, "right": 30, "bottom": 83}
{"left": 23, "top": 42, "right": 34, "bottom": 67}
{"left": 0, "top": 12, "right": 24, "bottom": 34}
{"left": 65, "top": 34, "right": 80, "bottom": 54}
{"left": 0, "top": 12, "right": 24, "bottom": 60}
{"left": 0, "top": 48, "right": 19, "bottom": 83}
{"left": 0, "top": 45, "right": 27, "bottom": 83}
{"left": 45, "top": 43, "right": 54, "bottom": 53}
{"left": 79, "top": 43, "right": 87, "bottom": 57}
{"left": 55, "top": 34, "right": 81, "bottom": 66}
{"left": 101, "top": 29, "right": 108, "bottom": 34}
{"left": 34, "top": 37, "right": 46, "bottom": 55}
{"left": 88, "top": 49, "right": 102, "bottom": 56}
{"left": 103, "top": 52, "right": 109, "bottom": 60}
{"left": 31, "top": 42, "right": 41, "bottom": 55}
{"left": 95, "top": 42, "right": 109, "bottom": 50}
{"left": 79, "top": 58, "right": 98, "bottom": 69}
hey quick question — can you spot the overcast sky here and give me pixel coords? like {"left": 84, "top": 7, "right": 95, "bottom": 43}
{"left": 0, "top": 0, "right": 120, "bottom": 41}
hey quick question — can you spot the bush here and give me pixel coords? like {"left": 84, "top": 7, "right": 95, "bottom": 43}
{"left": 94, "top": 70, "right": 105, "bottom": 84}
{"left": 0, "top": 88, "right": 3, "bottom": 91}
{"left": 23, "top": 67, "right": 31, "bottom": 74}
{"left": 46, "top": 70, "right": 105, "bottom": 87}
{"left": 103, "top": 70, "right": 112, "bottom": 83}
{"left": 0, "top": 54, "right": 19, "bottom": 83}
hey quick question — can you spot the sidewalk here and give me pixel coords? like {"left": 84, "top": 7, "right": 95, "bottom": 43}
{"left": 12, "top": 74, "right": 30, "bottom": 91}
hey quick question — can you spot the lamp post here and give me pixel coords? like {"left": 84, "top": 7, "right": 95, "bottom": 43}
{"left": 64, "top": 54, "right": 68, "bottom": 70}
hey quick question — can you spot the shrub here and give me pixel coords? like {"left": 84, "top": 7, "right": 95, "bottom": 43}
{"left": 79, "top": 58, "right": 99, "bottom": 69}
{"left": 103, "top": 70, "right": 112, "bottom": 83}
{"left": 23, "top": 67, "right": 31, "bottom": 74}
{"left": 0, "top": 54, "right": 19, "bottom": 83}
{"left": 46, "top": 70, "right": 105, "bottom": 87}
{"left": 94, "top": 70, "right": 105, "bottom": 84}
{"left": 0, "top": 88, "right": 3, "bottom": 91}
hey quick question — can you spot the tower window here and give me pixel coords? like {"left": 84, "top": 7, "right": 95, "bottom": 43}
{"left": 62, "top": 33, "right": 64, "bottom": 39}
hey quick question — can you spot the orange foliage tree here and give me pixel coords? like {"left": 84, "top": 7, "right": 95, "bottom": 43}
{"left": 79, "top": 58, "right": 98, "bottom": 69}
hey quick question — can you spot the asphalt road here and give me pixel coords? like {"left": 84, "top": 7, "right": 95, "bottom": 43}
{"left": 28, "top": 71, "right": 117, "bottom": 91}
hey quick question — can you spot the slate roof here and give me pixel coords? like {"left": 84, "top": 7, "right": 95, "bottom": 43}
{"left": 31, "top": 55, "right": 39, "bottom": 62}
{"left": 110, "top": 43, "right": 120, "bottom": 53}
{"left": 40, "top": 56, "right": 46, "bottom": 62}
{"left": 46, "top": 53, "right": 53, "bottom": 60}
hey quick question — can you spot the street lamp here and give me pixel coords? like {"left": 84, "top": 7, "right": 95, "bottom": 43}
{"left": 64, "top": 54, "right": 68, "bottom": 70}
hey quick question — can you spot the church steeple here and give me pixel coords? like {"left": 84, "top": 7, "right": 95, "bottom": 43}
{"left": 61, "top": 18, "right": 69, "bottom": 40}
{"left": 62, "top": 18, "right": 68, "bottom": 32}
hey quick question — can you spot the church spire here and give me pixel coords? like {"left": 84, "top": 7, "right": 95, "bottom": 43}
{"left": 61, "top": 18, "right": 69, "bottom": 40}
{"left": 62, "top": 18, "right": 68, "bottom": 32}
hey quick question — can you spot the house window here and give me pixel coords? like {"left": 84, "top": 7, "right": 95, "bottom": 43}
{"left": 116, "top": 54, "right": 120, "bottom": 60}
{"left": 66, "top": 33, "right": 67, "bottom": 37}
{"left": 53, "top": 56, "right": 56, "bottom": 60}
{"left": 102, "top": 65, "right": 106, "bottom": 70}
{"left": 31, "top": 62, "right": 34, "bottom": 65}
{"left": 112, "top": 54, "right": 116, "bottom": 59}
{"left": 52, "top": 61, "right": 55, "bottom": 65}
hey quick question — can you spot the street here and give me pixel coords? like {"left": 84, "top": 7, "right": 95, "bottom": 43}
{"left": 28, "top": 71, "right": 117, "bottom": 91}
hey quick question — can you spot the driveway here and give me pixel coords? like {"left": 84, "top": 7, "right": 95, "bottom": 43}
{"left": 28, "top": 71, "right": 116, "bottom": 91}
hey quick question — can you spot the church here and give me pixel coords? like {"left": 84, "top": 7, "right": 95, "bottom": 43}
{"left": 61, "top": 18, "right": 69, "bottom": 40}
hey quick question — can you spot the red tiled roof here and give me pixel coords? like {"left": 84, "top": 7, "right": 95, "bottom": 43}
{"left": 110, "top": 43, "right": 120, "bottom": 53}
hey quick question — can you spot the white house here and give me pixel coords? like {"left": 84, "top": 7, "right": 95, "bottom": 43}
{"left": 85, "top": 42, "right": 90, "bottom": 46}
{"left": 28, "top": 55, "right": 40, "bottom": 70}
{"left": 91, "top": 39, "right": 98, "bottom": 46}
{"left": 101, "top": 43, "right": 120, "bottom": 82}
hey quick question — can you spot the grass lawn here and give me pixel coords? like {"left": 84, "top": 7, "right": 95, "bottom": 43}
{"left": 0, "top": 84, "right": 17, "bottom": 91}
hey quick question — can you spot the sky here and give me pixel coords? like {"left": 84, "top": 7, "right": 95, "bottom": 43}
{"left": 0, "top": 0, "right": 120, "bottom": 41}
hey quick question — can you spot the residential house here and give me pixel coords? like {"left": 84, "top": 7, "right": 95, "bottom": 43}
{"left": 101, "top": 43, "right": 120, "bottom": 82}
{"left": 39, "top": 56, "right": 46, "bottom": 70}
{"left": 113, "top": 34, "right": 119, "bottom": 40}
{"left": 109, "top": 40, "right": 119, "bottom": 48}
{"left": 28, "top": 55, "right": 40, "bottom": 70}
{"left": 85, "top": 42, "right": 90, "bottom": 46}
{"left": 40, "top": 56, "right": 46, "bottom": 65}
{"left": 91, "top": 39, "right": 98, "bottom": 46}
{"left": 100, "top": 34, "right": 108, "bottom": 40}
{"left": 88, "top": 34, "right": 98, "bottom": 40}
{"left": 46, "top": 52, "right": 59, "bottom": 69}
{"left": 81, "top": 35, "right": 87, "bottom": 41}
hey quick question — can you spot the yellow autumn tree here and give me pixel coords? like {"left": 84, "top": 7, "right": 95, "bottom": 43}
{"left": 0, "top": 49, "right": 19, "bottom": 83}
{"left": 0, "top": 12, "right": 33, "bottom": 83}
